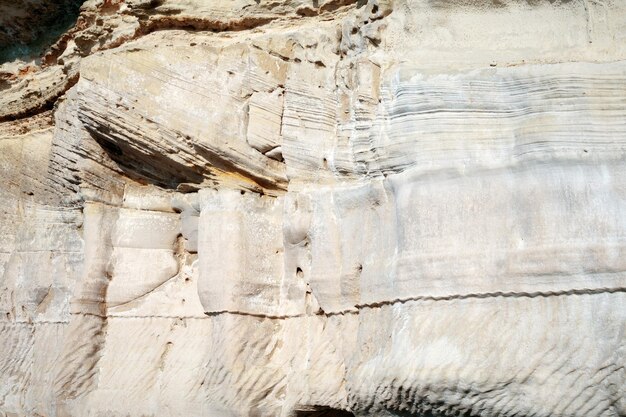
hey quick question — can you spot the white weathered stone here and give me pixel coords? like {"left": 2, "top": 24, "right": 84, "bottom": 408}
{"left": 0, "top": 0, "right": 625, "bottom": 416}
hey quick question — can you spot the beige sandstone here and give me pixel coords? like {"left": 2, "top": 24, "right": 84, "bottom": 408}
{"left": 0, "top": 0, "right": 625, "bottom": 416}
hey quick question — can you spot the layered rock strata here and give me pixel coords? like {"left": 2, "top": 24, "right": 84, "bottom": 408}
{"left": 1, "top": 0, "right": 625, "bottom": 416}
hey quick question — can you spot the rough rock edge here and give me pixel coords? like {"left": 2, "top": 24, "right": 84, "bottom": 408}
{"left": 0, "top": 0, "right": 362, "bottom": 124}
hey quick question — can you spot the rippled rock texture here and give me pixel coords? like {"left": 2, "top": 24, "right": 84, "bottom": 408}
{"left": 1, "top": 0, "right": 625, "bottom": 416}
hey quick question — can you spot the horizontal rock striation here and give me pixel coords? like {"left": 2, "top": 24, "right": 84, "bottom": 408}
{"left": 1, "top": 0, "right": 625, "bottom": 416}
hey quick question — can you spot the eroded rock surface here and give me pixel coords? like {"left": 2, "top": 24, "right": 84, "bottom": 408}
{"left": 1, "top": 0, "right": 625, "bottom": 416}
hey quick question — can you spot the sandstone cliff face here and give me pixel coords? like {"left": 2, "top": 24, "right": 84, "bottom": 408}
{"left": 1, "top": 1, "right": 625, "bottom": 416}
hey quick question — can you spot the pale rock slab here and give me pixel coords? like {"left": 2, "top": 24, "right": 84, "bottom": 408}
{"left": 0, "top": 0, "right": 625, "bottom": 416}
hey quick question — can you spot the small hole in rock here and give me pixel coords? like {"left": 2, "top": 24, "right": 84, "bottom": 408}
{"left": 295, "top": 406, "right": 355, "bottom": 417}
